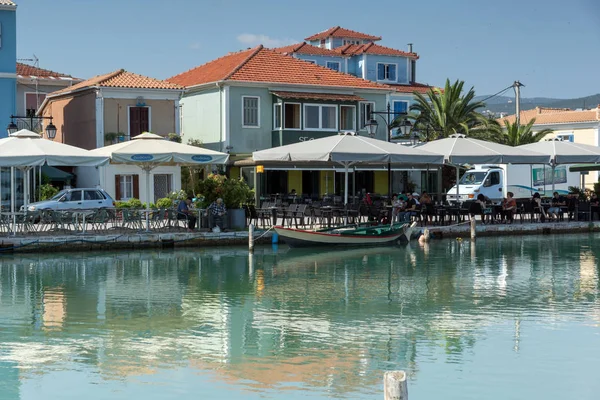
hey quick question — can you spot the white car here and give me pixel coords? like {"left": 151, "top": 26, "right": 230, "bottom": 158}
{"left": 23, "top": 188, "right": 115, "bottom": 211}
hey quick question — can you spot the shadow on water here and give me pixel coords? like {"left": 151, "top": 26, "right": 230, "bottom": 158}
{"left": 0, "top": 233, "right": 599, "bottom": 399}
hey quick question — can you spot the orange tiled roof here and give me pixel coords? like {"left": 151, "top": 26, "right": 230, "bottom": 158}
{"left": 305, "top": 26, "right": 381, "bottom": 41}
{"left": 272, "top": 42, "right": 341, "bottom": 57}
{"left": 271, "top": 91, "right": 365, "bottom": 102}
{"left": 388, "top": 83, "right": 436, "bottom": 94}
{"left": 498, "top": 106, "right": 600, "bottom": 125}
{"left": 16, "top": 62, "right": 79, "bottom": 80}
{"left": 168, "top": 45, "right": 391, "bottom": 90}
{"left": 336, "top": 42, "right": 419, "bottom": 59}
{"left": 49, "top": 69, "right": 183, "bottom": 96}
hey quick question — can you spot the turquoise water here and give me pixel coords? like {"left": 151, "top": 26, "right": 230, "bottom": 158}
{"left": 1, "top": 234, "right": 599, "bottom": 400}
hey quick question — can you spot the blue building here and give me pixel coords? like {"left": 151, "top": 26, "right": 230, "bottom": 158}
{"left": 0, "top": 0, "right": 16, "bottom": 138}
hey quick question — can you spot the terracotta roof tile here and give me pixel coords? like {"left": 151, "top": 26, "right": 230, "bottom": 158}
{"left": 49, "top": 69, "right": 183, "bottom": 96}
{"left": 335, "top": 42, "right": 419, "bottom": 59}
{"left": 498, "top": 106, "right": 600, "bottom": 125}
{"left": 272, "top": 42, "right": 341, "bottom": 57}
{"left": 305, "top": 26, "right": 381, "bottom": 41}
{"left": 388, "top": 83, "right": 436, "bottom": 94}
{"left": 167, "top": 45, "right": 391, "bottom": 91}
{"left": 271, "top": 91, "right": 365, "bottom": 102}
{"left": 16, "top": 62, "right": 79, "bottom": 80}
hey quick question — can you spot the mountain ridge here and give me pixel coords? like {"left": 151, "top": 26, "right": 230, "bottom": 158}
{"left": 475, "top": 93, "right": 600, "bottom": 115}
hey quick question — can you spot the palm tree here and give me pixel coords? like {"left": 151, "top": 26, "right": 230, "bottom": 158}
{"left": 500, "top": 119, "right": 553, "bottom": 146}
{"left": 391, "top": 79, "right": 499, "bottom": 141}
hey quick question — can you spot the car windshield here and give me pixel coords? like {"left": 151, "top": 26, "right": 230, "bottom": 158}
{"left": 50, "top": 189, "right": 68, "bottom": 201}
{"left": 459, "top": 172, "right": 487, "bottom": 185}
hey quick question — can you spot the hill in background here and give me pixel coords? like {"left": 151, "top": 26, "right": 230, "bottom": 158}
{"left": 475, "top": 93, "right": 600, "bottom": 115}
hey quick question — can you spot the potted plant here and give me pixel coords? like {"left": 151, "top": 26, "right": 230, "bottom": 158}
{"left": 197, "top": 174, "right": 253, "bottom": 229}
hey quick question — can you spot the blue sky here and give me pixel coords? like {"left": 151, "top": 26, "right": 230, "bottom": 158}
{"left": 15, "top": 0, "right": 600, "bottom": 99}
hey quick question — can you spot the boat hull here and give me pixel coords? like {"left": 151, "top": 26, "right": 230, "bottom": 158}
{"left": 274, "top": 226, "right": 407, "bottom": 248}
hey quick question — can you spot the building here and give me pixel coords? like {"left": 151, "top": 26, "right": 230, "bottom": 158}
{"left": 37, "top": 69, "right": 185, "bottom": 203}
{"left": 15, "top": 62, "right": 81, "bottom": 130}
{"left": 0, "top": 0, "right": 17, "bottom": 139}
{"left": 168, "top": 45, "right": 400, "bottom": 197}
{"left": 498, "top": 106, "right": 600, "bottom": 188}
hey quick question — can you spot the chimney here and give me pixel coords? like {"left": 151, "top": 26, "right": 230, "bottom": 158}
{"left": 407, "top": 43, "right": 413, "bottom": 53}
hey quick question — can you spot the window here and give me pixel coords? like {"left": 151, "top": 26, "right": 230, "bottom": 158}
{"left": 490, "top": 172, "right": 500, "bottom": 186}
{"left": 242, "top": 96, "right": 260, "bottom": 127}
{"left": 326, "top": 61, "right": 341, "bottom": 72}
{"left": 393, "top": 101, "right": 408, "bottom": 119}
{"left": 25, "top": 93, "right": 47, "bottom": 114}
{"left": 340, "top": 105, "right": 356, "bottom": 131}
{"left": 129, "top": 106, "right": 150, "bottom": 138}
{"left": 65, "top": 190, "right": 82, "bottom": 202}
{"left": 304, "top": 59, "right": 316, "bottom": 64}
{"left": 556, "top": 134, "right": 574, "bottom": 142}
{"left": 377, "top": 63, "right": 397, "bottom": 81}
{"left": 84, "top": 190, "right": 104, "bottom": 200}
{"left": 284, "top": 103, "right": 301, "bottom": 129}
{"left": 273, "top": 104, "right": 282, "bottom": 129}
{"left": 359, "top": 102, "right": 375, "bottom": 130}
{"left": 343, "top": 39, "right": 360, "bottom": 45}
{"left": 303, "top": 104, "right": 338, "bottom": 131}
{"left": 153, "top": 174, "right": 172, "bottom": 201}
{"left": 120, "top": 175, "right": 134, "bottom": 200}
{"left": 320, "top": 39, "right": 326, "bottom": 48}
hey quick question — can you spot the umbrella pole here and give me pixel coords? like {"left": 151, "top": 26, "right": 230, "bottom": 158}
{"left": 144, "top": 166, "right": 152, "bottom": 232}
{"left": 456, "top": 166, "right": 460, "bottom": 205}
{"left": 552, "top": 164, "right": 556, "bottom": 193}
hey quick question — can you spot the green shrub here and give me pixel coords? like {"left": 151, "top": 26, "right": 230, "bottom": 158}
{"left": 115, "top": 201, "right": 129, "bottom": 208}
{"left": 156, "top": 197, "right": 173, "bottom": 209}
{"left": 168, "top": 189, "right": 188, "bottom": 201}
{"left": 39, "top": 184, "right": 59, "bottom": 201}
{"left": 197, "top": 174, "right": 253, "bottom": 209}
{"left": 142, "top": 202, "right": 157, "bottom": 209}
{"left": 127, "top": 198, "right": 143, "bottom": 208}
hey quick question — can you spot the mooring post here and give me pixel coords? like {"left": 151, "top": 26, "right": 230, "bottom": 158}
{"left": 384, "top": 371, "right": 408, "bottom": 400}
{"left": 249, "top": 224, "right": 254, "bottom": 252}
{"left": 470, "top": 217, "right": 476, "bottom": 240}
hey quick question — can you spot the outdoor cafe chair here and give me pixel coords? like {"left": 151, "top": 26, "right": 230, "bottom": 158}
{"left": 122, "top": 209, "right": 143, "bottom": 231}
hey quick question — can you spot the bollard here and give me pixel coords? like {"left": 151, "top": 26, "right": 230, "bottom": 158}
{"left": 470, "top": 218, "right": 476, "bottom": 240}
{"left": 384, "top": 370, "right": 408, "bottom": 400}
{"left": 249, "top": 224, "right": 254, "bottom": 252}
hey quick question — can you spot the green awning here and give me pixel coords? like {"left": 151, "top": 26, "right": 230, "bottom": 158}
{"left": 41, "top": 165, "right": 73, "bottom": 182}
{"left": 569, "top": 164, "right": 600, "bottom": 172}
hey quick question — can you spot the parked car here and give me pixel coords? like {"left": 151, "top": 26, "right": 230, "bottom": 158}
{"left": 22, "top": 188, "right": 115, "bottom": 211}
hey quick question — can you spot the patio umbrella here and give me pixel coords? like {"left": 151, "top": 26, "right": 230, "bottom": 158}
{"left": 518, "top": 139, "right": 600, "bottom": 190}
{"left": 90, "top": 132, "right": 229, "bottom": 231}
{"left": 416, "top": 134, "right": 551, "bottom": 201}
{"left": 0, "top": 130, "right": 110, "bottom": 211}
{"left": 253, "top": 132, "right": 444, "bottom": 205}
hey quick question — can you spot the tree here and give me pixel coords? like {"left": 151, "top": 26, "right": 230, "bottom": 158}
{"left": 391, "top": 79, "right": 500, "bottom": 141}
{"left": 500, "top": 119, "right": 553, "bottom": 146}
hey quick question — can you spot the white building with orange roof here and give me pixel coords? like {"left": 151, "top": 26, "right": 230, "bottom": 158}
{"left": 498, "top": 105, "right": 600, "bottom": 188}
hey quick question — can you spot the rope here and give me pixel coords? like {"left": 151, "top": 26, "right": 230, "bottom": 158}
{"left": 254, "top": 226, "right": 274, "bottom": 240}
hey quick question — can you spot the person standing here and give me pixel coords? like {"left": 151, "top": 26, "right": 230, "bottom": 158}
{"left": 177, "top": 197, "right": 197, "bottom": 231}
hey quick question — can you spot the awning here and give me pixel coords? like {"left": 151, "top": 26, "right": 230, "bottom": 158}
{"left": 569, "top": 164, "right": 600, "bottom": 172}
{"left": 41, "top": 165, "right": 73, "bottom": 182}
{"left": 271, "top": 91, "right": 365, "bottom": 102}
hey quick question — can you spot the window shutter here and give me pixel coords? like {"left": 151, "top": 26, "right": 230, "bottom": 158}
{"left": 377, "top": 64, "right": 385, "bottom": 80}
{"left": 389, "top": 65, "right": 396, "bottom": 81}
{"left": 130, "top": 107, "right": 140, "bottom": 138}
{"left": 115, "top": 175, "right": 121, "bottom": 200}
{"left": 133, "top": 175, "right": 140, "bottom": 199}
{"left": 140, "top": 107, "right": 149, "bottom": 133}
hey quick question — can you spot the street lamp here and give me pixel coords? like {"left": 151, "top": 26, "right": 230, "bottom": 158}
{"left": 6, "top": 114, "right": 57, "bottom": 139}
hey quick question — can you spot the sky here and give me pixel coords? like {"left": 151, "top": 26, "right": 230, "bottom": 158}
{"left": 15, "top": 0, "right": 600, "bottom": 99}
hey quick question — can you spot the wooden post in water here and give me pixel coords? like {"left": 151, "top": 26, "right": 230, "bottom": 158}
{"left": 249, "top": 224, "right": 254, "bottom": 252}
{"left": 470, "top": 217, "right": 476, "bottom": 240}
{"left": 384, "top": 371, "right": 408, "bottom": 400}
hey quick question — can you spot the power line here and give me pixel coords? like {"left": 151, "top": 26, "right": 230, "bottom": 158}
{"left": 480, "top": 85, "right": 513, "bottom": 103}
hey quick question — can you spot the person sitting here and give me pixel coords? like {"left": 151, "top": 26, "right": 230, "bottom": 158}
{"left": 470, "top": 193, "right": 490, "bottom": 224}
{"left": 501, "top": 192, "right": 517, "bottom": 224}
{"left": 398, "top": 193, "right": 418, "bottom": 222}
{"left": 208, "top": 197, "right": 227, "bottom": 230}
{"left": 420, "top": 193, "right": 434, "bottom": 224}
{"left": 177, "top": 197, "right": 197, "bottom": 231}
{"left": 591, "top": 192, "right": 600, "bottom": 221}
{"left": 390, "top": 194, "right": 403, "bottom": 223}
{"left": 566, "top": 193, "right": 578, "bottom": 221}
{"left": 531, "top": 192, "right": 547, "bottom": 222}
{"left": 547, "top": 191, "right": 565, "bottom": 221}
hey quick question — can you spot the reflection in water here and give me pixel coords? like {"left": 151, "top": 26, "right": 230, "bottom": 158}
{"left": 0, "top": 234, "right": 599, "bottom": 400}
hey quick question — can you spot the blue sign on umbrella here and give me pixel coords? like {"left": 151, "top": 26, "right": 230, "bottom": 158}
{"left": 191, "top": 155, "right": 213, "bottom": 162}
{"left": 131, "top": 154, "right": 154, "bottom": 161}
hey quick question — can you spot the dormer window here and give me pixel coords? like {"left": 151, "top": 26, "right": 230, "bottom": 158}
{"left": 342, "top": 39, "right": 361, "bottom": 45}
{"left": 377, "top": 63, "right": 397, "bottom": 82}
{"left": 320, "top": 39, "right": 326, "bottom": 48}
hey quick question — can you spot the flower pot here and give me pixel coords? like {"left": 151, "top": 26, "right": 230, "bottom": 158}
{"left": 228, "top": 208, "right": 246, "bottom": 229}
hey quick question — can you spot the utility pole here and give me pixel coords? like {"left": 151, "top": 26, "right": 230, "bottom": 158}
{"left": 513, "top": 81, "right": 524, "bottom": 125}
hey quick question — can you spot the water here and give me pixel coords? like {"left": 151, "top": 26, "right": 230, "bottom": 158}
{"left": 1, "top": 234, "right": 599, "bottom": 400}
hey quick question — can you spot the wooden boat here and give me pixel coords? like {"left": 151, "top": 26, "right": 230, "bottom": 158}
{"left": 274, "top": 222, "right": 416, "bottom": 248}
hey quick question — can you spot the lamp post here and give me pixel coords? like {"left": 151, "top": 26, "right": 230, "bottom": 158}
{"left": 6, "top": 114, "right": 57, "bottom": 139}
{"left": 364, "top": 104, "right": 412, "bottom": 199}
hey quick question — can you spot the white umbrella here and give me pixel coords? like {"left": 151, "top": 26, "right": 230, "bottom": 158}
{"left": 90, "top": 132, "right": 229, "bottom": 231}
{"left": 0, "top": 130, "right": 110, "bottom": 211}
{"left": 253, "top": 132, "right": 444, "bottom": 205}
{"left": 519, "top": 139, "right": 600, "bottom": 190}
{"left": 416, "top": 134, "right": 551, "bottom": 201}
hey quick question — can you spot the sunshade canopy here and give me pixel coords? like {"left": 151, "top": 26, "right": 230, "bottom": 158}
{"left": 90, "top": 132, "right": 229, "bottom": 166}
{"left": 252, "top": 133, "right": 444, "bottom": 165}
{"left": 518, "top": 140, "right": 600, "bottom": 165}
{"left": 41, "top": 165, "right": 74, "bottom": 182}
{"left": 415, "top": 134, "right": 551, "bottom": 165}
{"left": 0, "top": 130, "right": 109, "bottom": 167}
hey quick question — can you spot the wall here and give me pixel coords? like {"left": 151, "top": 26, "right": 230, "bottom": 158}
{"left": 374, "top": 171, "right": 388, "bottom": 194}
{"left": 287, "top": 170, "right": 302, "bottom": 194}
{"left": 180, "top": 87, "right": 222, "bottom": 150}
{"left": 228, "top": 86, "right": 273, "bottom": 154}
{"left": 319, "top": 171, "right": 335, "bottom": 196}
{"left": 0, "top": 6, "right": 16, "bottom": 138}
{"left": 365, "top": 55, "right": 409, "bottom": 84}
{"left": 103, "top": 98, "right": 176, "bottom": 137}
{"left": 41, "top": 91, "right": 97, "bottom": 148}
{"left": 16, "top": 82, "right": 76, "bottom": 116}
